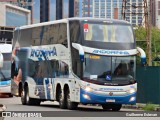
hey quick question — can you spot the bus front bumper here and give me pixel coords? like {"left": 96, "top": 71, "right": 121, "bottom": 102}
{"left": 80, "top": 88, "right": 136, "bottom": 104}
{"left": 0, "top": 85, "right": 11, "bottom": 93}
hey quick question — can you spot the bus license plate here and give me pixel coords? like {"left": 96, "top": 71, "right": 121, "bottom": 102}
{"left": 106, "top": 99, "right": 115, "bottom": 102}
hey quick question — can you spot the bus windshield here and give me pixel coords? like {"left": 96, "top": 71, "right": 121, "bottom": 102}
{"left": 0, "top": 53, "right": 11, "bottom": 81}
{"left": 83, "top": 54, "right": 135, "bottom": 83}
{"left": 83, "top": 23, "right": 134, "bottom": 43}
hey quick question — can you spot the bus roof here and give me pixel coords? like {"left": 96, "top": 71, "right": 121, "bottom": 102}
{"left": 15, "top": 17, "right": 131, "bottom": 30}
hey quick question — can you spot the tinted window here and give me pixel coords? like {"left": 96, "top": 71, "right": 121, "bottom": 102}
{"left": 28, "top": 59, "right": 69, "bottom": 78}
{"left": 31, "top": 23, "right": 68, "bottom": 47}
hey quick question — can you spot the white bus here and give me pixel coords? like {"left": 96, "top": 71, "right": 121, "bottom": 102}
{"left": 11, "top": 18, "right": 146, "bottom": 111}
{"left": 0, "top": 44, "right": 12, "bottom": 97}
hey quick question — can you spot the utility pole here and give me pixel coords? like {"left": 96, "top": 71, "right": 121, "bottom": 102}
{"left": 122, "top": 0, "right": 152, "bottom": 66}
{"left": 144, "top": 0, "right": 152, "bottom": 66}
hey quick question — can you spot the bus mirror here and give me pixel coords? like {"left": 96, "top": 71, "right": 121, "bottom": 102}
{"left": 72, "top": 43, "right": 84, "bottom": 62}
{"left": 0, "top": 53, "right": 3, "bottom": 68}
{"left": 137, "top": 47, "right": 146, "bottom": 66}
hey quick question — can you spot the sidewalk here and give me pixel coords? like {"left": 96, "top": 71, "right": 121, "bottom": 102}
{"left": 122, "top": 103, "right": 160, "bottom": 111}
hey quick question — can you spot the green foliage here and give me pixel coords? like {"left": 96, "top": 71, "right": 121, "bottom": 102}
{"left": 134, "top": 26, "right": 160, "bottom": 66}
{"left": 142, "top": 103, "right": 156, "bottom": 111}
{"left": 134, "top": 26, "right": 146, "bottom": 40}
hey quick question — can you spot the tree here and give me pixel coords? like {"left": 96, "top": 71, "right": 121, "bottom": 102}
{"left": 134, "top": 26, "right": 160, "bottom": 66}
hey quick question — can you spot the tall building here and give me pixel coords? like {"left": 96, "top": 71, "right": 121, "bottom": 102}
{"left": 82, "top": 0, "right": 93, "bottom": 17}
{"left": 40, "top": 0, "right": 50, "bottom": 22}
{"left": 124, "top": 0, "right": 144, "bottom": 26}
{"left": 150, "top": 0, "right": 160, "bottom": 28}
{"left": 82, "top": 0, "right": 122, "bottom": 19}
{"left": 0, "top": 3, "right": 31, "bottom": 27}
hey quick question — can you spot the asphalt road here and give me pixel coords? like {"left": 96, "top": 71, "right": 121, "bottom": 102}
{"left": 0, "top": 95, "right": 159, "bottom": 120}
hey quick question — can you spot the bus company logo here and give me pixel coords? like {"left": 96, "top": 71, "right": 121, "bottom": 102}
{"left": 93, "top": 50, "right": 129, "bottom": 55}
{"left": 30, "top": 47, "right": 57, "bottom": 58}
{"left": 109, "top": 92, "right": 113, "bottom": 96}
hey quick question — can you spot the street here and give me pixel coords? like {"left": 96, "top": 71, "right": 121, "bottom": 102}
{"left": 1, "top": 95, "right": 159, "bottom": 120}
{"left": 0, "top": 95, "right": 142, "bottom": 112}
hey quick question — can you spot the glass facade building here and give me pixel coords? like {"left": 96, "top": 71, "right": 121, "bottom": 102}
{"left": 81, "top": 0, "right": 146, "bottom": 26}
{"left": 82, "top": 0, "right": 122, "bottom": 19}
{"left": 94, "top": 0, "right": 122, "bottom": 19}
{"left": 83, "top": 0, "right": 93, "bottom": 17}
{"left": 125, "top": 0, "right": 144, "bottom": 26}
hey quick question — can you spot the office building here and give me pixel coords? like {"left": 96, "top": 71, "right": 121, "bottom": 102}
{"left": 124, "top": 0, "right": 144, "bottom": 26}
{"left": 82, "top": 0, "right": 123, "bottom": 19}
{"left": 0, "top": 3, "right": 31, "bottom": 27}
{"left": 150, "top": 0, "right": 160, "bottom": 28}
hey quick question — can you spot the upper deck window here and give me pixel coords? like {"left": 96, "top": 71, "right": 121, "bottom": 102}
{"left": 83, "top": 23, "right": 134, "bottom": 43}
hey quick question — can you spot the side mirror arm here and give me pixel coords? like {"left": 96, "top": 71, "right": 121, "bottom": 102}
{"left": 137, "top": 47, "right": 146, "bottom": 66}
{"left": 72, "top": 43, "right": 84, "bottom": 62}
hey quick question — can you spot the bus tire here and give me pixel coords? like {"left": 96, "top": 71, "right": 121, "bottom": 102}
{"left": 21, "top": 86, "right": 41, "bottom": 106}
{"left": 66, "top": 89, "right": 78, "bottom": 110}
{"left": 8, "top": 94, "right": 13, "bottom": 97}
{"left": 21, "top": 88, "right": 27, "bottom": 105}
{"left": 29, "top": 98, "right": 41, "bottom": 106}
{"left": 111, "top": 104, "right": 122, "bottom": 111}
{"left": 58, "top": 89, "right": 67, "bottom": 109}
{"left": 102, "top": 104, "right": 112, "bottom": 110}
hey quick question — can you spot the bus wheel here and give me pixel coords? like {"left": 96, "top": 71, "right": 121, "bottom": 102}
{"left": 111, "top": 104, "right": 122, "bottom": 111}
{"left": 8, "top": 94, "right": 13, "bottom": 97}
{"left": 102, "top": 104, "right": 112, "bottom": 110}
{"left": 58, "top": 89, "right": 67, "bottom": 109}
{"left": 21, "top": 86, "right": 41, "bottom": 106}
{"left": 21, "top": 88, "right": 27, "bottom": 105}
{"left": 66, "top": 89, "right": 78, "bottom": 110}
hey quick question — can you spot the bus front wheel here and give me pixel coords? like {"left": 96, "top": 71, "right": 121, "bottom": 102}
{"left": 102, "top": 104, "right": 122, "bottom": 111}
{"left": 66, "top": 89, "right": 78, "bottom": 110}
{"left": 112, "top": 104, "right": 122, "bottom": 111}
{"left": 102, "top": 104, "right": 112, "bottom": 110}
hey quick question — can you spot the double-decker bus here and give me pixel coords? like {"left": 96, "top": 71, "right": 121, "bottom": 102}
{"left": 11, "top": 18, "right": 146, "bottom": 111}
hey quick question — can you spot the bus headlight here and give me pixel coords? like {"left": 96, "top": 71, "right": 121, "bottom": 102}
{"left": 83, "top": 94, "right": 91, "bottom": 100}
{"left": 129, "top": 96, "right": 136, "bottom": 102}
{"left": 84, "top": 86, "right": 92, "bottom": 92}
{"left": 127, "top": 88, "right": 136, "bottom": 94}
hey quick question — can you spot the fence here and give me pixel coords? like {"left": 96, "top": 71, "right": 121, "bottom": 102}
{"left": 136, "top": 66, "right": 160, "bottom": 104}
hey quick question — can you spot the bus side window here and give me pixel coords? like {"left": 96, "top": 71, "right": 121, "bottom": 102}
{"left": 28, "top": 59, "right": 36, "bottom": 77}
{"left": 58, "top": 23, "right": 68, "bottom": 47}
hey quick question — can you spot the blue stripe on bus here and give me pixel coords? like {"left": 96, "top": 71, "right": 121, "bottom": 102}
{"left": 0, "top": 80, "right": 11, "bottom": 85}
{"left": 45, "top": 78, "right": 51, "bottom": 100}
{"left": 80, "top": 88, "right": 136, "bottom": 104}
